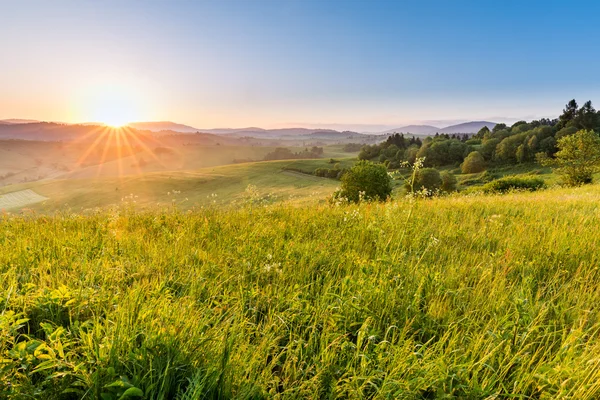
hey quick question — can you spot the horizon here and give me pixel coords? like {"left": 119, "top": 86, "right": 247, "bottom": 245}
{"left": 2, "top": 1, "right": 599, "bottom": 129}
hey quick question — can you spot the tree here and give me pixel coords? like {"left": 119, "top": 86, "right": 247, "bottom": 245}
{"left": 576, "top": 100, "right": 598, "bottom": 130}
{"left": 475, "top": 126, "right": 490, "bottom": 139}
{"left": 440, "top": 171, "right": 458, "bottom": 192}
{"left": 540, "top": 130, "right": 600, "bottom": 186}
{"left": 480, "top": 138, "right": 500, "bottom": 160}
{"left": 405, "top": 168, "right": 442, "bottom": 194}
{"left": 492, "top": 123, "right": 507, "bottom": 133}
{"left": 557, "top": 99, "right": 578, "bottom": 129}
{"left": 461, "top": 151, "right": 486, "bottom": 173}
{"left": 337, "top": 160, "right": 392, "bottom": 202}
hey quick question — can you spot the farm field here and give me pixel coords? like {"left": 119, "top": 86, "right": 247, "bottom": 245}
{"left": 1, "top": 184, "right": 600, "bottom": 398}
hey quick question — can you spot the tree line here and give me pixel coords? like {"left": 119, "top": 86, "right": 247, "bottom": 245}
{"left": 356, "top": 99, "right": 600, "bottom": 174}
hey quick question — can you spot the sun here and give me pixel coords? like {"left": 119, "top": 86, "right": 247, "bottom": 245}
{"left": 79, "top": 84, "right": 140, "bottom": 128}
{"left": 103, "top": 117, "right": 129, "bottom": 128}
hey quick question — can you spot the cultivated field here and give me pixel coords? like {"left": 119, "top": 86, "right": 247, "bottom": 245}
{"left": 1, "top": 184, "right": 600, "bottom": 398}
{"left": 0, "top": 189, "right": 48, "bottom": 210}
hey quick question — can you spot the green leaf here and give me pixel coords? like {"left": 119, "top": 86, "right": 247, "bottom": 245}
{"left": 119, "top": 387, "right": 144, "bottom": 399}
{"left": 105, "top": 379, "right": 134, "bottom": 389}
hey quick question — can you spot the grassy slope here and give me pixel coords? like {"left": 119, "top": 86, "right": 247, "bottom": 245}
{"left": 1, "top": 185, "right": 600, "bottom": 398}
{"left": 0, "top": 160, "right": 344, "bottom": 212}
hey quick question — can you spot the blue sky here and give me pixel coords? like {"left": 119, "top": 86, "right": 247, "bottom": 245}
{"left": 2, "top": 0, "right": 600, "bottom": 130}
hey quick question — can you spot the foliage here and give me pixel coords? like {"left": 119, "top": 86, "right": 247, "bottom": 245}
{"left": 314, "top": 165, "right": 347, "bottom": 179}
{"left": 540, "top": 129, "right": 600, "bottom": 186}
{"left": 358, "top": 134, "right": 422, "bottom": 165}
{"left": 405, "top": 167, "right": 442, "bottom": 194}
{"left": 481, "top": 175, "right": 546, "bottom": 193}
{"left": 461, "top": 151, "right": 486, "bottom": 173}
{"left": 440, "top": 171, "right": 457, "bottom": 192}
{"left": 336, "top": 160, "right": 392, "bottom": 202}
{"left": 342, "top": 143, "right": 363, "bottom": 152}
{"left": 264, "top": 146, "right": 323, "bottom": 161}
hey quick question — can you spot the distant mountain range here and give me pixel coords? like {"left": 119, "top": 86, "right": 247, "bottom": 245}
{"left": 0, "top": 119, "right": 498, "bottom": 138}
{"left": 383, "top": 121, "right": 497, "bottom": 135}
{"left": 128, "top": 121, "right": 201, "bottom": 133}
{"left": 0, "top": 119, "right": 41, "bottom": 124}
{"left": 124, "top": 120, "right": 498, "bottom": 136}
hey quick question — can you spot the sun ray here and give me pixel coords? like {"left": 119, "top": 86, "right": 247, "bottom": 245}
{"left": 75, "top": 127, "right": 111, "bottom": 167}
{"left": 122, "top": 127, "right": 170, "bottom": 169}
{"left": 95, "top": 129, "right": 116, "bottom": 178}
{"left": 114, "top": 128, "right": 124, "bottom": 178}
{"left": 118, "top": 128, "right": 145, "bottom": 177}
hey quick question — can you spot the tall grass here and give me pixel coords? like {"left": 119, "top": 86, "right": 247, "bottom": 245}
{"left": 1, "top": 185, "right": 600, "bottom": 398}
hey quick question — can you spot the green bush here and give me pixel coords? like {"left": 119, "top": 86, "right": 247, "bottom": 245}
{"left": 440, "top": 171, "right": 458, "bottom": 192}
{"left": 481, "top": 175, "right": 546, "bottom": 193}
{"left": 336, "top": 160, "right": 392, "bottom": 202}
{"left": 405, "top": 168, "right": 442, "bottom": 193}
{"left": 540, "top": 129, "right": 600, "bottom": 186}
{"left": 461, "top": 151, "right": 486, "bottom": 174}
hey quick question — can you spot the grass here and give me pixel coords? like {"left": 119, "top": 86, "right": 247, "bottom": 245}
{"left": 2, "top": 183, "right": 600, "bottom": 398}
{"left": 0, "top": 160, "right": 343, "bottom": 213}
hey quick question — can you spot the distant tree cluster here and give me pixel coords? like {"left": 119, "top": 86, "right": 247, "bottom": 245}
{"left": 263, "top": 146, "right": 324, "bottom": 161}
{"left": 343, "top": 143, "right": 363, "bottom": 152}
{"left": 358, "top": 134, "right": 423, "bottom": 168}
{"left": 314, "top": 162, "right": 347, "bottom": 179}
{"left": 359, "top": 100, "right": 600, "bottom": 179}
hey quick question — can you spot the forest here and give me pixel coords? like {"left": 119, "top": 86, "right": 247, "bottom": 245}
{"left": 358, "top": 99, "right": 600, "bottom": 172}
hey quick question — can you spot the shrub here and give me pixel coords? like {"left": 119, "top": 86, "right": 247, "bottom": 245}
{"left": 540, "top": 129, "right": 600, "bottom": 186}
{"left": 440, "top": 171, "right": 457, "bottom": 192}
{"left": 461, "top": 151, "right": 486, "bottom": 174}
{"left": 336, "top": 160, "right": 392, "bottom": 202}
{"left": 481, "top": 175, "right": 546, "bottom": 193}
{"left": 405, "top": 168, "right": 441, "bottom": 193}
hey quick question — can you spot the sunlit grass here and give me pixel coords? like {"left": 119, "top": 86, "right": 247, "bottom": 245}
{"left": 1, "top": 185, "right": 600, "bottom": 397}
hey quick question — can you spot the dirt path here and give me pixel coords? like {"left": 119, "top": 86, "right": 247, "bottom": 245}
{"left": 0, "top": 189, "right": 49, "bottom": 210}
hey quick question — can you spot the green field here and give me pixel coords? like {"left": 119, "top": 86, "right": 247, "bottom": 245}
{"left": 0, "top": 160, "right": 348, "bottom": 213}
{"left": 2, "top": 183, "right": 600, "bottom": 398}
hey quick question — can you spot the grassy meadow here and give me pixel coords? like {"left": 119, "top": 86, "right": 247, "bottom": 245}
{"left": 1, "top": 183, "right": 600, "bottom": 398}
{"left": 0, "top": 160, "right": 344, "bottom": 213}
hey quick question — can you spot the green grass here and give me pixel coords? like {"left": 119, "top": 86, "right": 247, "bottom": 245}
{"left": 2, "top": 184, "right": 600, "bottom": 398}
{"left": 0, "top": 160, "right": 342, "bottom": 213}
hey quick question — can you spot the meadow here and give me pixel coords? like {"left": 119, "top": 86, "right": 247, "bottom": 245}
{"left": 1, "top": 183, "right": 600, "bottom": 398}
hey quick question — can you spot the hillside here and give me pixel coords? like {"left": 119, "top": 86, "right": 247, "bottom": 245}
{"left": 2, "top": 185, "right": 600, "bottom": 397}
{"left": 128, "top": 121, "right": 201, "bottom": 133}
{"left": 382, "top": 124, "right": 440, "bottom": 135}
{"left": 439, "top": 121, "right": 496, "bottom": 134}
{"left": 0, "top": 159, "right": 347, "bottom": 212}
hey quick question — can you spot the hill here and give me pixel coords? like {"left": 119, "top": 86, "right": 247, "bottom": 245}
{"left": 0, "top": 159, "right": 345, "bottom": 212}
{"left": 2, "top": 184, "right": 600, "bottom": 397}
{"left": 382, "top": 124, "right": 440, "bottom": 135}
{"left": 439, "top": 120, "right": 496, "bottom": 134}
{"left": 0, "top": 119, "right": 41, "bottom": 124}
{"left": 128, "top": 121, "right": 201, "bottom": 133}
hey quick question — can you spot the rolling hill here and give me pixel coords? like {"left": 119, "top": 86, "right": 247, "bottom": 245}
{"left": 381, "top": 121, "right": 497, "bottom": 135}
{"left": 128, "top": 121, "right": 201, "bottom": 133}
{"left": 439, "top": 121, "right": 496, "bottom": 134}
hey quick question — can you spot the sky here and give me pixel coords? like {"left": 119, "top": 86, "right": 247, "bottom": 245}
{"left": 2, "top": 0, "right": 600, "bottom": 131}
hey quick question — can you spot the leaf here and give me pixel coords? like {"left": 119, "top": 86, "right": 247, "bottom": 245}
{"left": 31, "top": 359, "right": 59, "bottom": 374}
{"left": 119, "top": 387, "right": 144, "bottom": 399}
{"left": 105, "top": 379, "right": 134, "bottom": 389}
